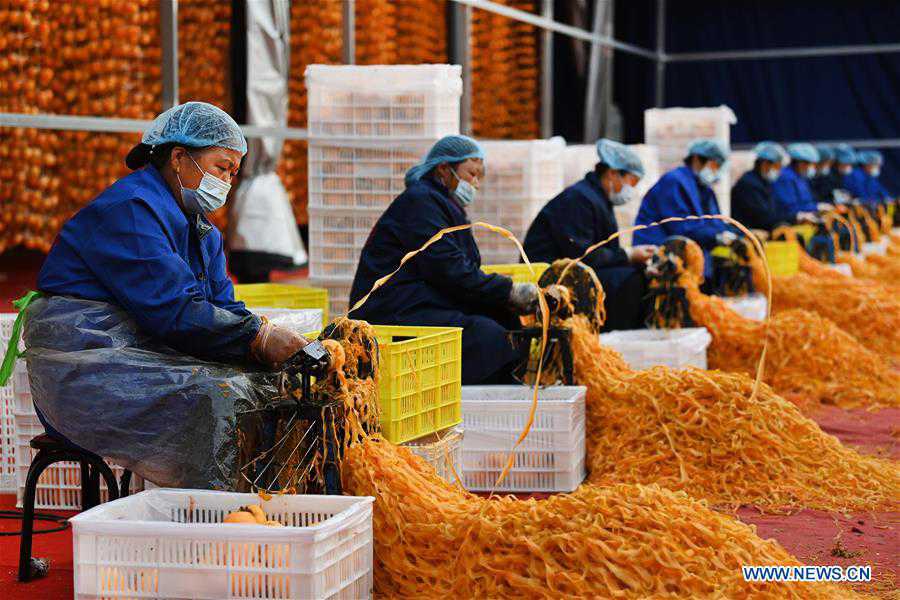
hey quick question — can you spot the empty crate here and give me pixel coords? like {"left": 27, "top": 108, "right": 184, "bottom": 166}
{"left": 600, "top": 328, "right": 712, "bottom": 370}
{"left": 0, "top": 313, "right": 17, "bottom": 492}
{"left": 308, "top": 207, "right": 382, "bottom": 280}
{"left": 722, "top": 294, "right": 768, "bottom": 322}
{"left": 71, "top": 488, "right": 374, "bottom": 599}
{"left": 460, "top": 385, "right": 586, "bottom": 493}
{"left": 306, "top": 64, "right": 461, "bottom": 139}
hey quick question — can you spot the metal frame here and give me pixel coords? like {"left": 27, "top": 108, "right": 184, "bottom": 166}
{"left": 0, "top": 0, "right": 896, "bottom": 150}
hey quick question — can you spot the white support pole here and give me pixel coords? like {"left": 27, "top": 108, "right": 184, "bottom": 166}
{"left": 540, "top": 0, "right": 553, "bottom": 138}
{"left": 667, "top": 42, "right": 900, "bottom": 63}
{"left": 342, "top": 0, "right": 355, "bottom": 64}
{"left": 450, "top": 3, "right": 473, "bottom": 135}
{"left": 654, "top": 0, "right": 666, "bottom": 107}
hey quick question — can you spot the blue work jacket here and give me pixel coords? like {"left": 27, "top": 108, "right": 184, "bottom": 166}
{"left": 772, "top": 166, "right": 817, "bottom": 219}
{"left": 731, "top": 169, "right": 789, "bottom": 231}
{"left": 349, "top": 177, "right": 516, "bottom": 384}
{"left": 37, "top": 165, "right": 260, "bottom": 363}
{"left": 523, "top": 171, "right": 629, "bottom": 273}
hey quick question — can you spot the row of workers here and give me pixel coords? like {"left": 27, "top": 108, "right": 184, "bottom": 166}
{"left": 732, "top": 142, "right": 891, "bottom": 232}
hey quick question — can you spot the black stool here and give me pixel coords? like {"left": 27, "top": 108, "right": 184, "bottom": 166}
{"left": 18, "top": 433, "right": 133, "bottom": 582}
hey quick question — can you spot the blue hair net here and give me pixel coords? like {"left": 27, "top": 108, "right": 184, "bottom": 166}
{"left": 404, "top": 135, "right": 485, "bottom": 187}
{"left": 786, "top": 143, "right": 819, "bottom": 163}
{"left": 814, "top": 144, "right": 834, "bottom": 162}
{"left": 834, "top": 144, "right": 857, "bottom": 165}
{"left": 753, "top": 141, "right": 785, "bottom": 164}
{"left": 686, "top": 139, "right": 729, "bottom": 163}
{"left": 858, "top": 150, "right": 883, "bottom": 166}
{"left": 142, "top": 101, "right": 247, "bottom": 155}
{"left": 596, "top": 139, "right": 644, "bottom": 177}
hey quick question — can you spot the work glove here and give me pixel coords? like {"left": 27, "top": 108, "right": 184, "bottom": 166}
{"left": 508, "top": 282, "right": 540, "bottom": 315}
{"left": 817, "top": 202, "right": 835, "bottom": 212}
{"left": 832, "top": 189, "right": 851, "bottom": 205}
{"left": 715, "top": 231, "right": 738, "bottom": 246}
{"left": 627, "top": 245, "right": 657, "bottom": 265}
{"left": 250, "top": 318, "right": 310, "bottom": 368}
{"left": 795, "top": 212, "right": 818, "bottom": 224}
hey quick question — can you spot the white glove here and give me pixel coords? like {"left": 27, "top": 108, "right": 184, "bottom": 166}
{"left": 817, "top": 203, "right": 835, "bottom": 212}
{"left": 832, "top": 189, "right": 851, "bottom": 204}
{"left": 716, "top": 231, "right": 738, "bottom": 245}
{"left": 795, "top": 212, "right": 818, "bottom": 223}
{"left": 508, "top": 282, "right": 540, "bottom": 315}
{"left": 627, "top": 245, "right": 657, "bottom": 264}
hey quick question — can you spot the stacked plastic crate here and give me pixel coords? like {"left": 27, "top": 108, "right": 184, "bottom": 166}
{"left": 304, "top": 64, "right": 463, "bottom": 318}
{"left": 644, "top": 105, "right": 737, "bottom": 217}
{"left": 469, "top": 138, "right": 566, "bottom": 263}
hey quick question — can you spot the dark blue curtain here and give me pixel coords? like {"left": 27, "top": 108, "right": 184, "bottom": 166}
{"left": 611, "top": 0, "right": 900, "bottom": 193}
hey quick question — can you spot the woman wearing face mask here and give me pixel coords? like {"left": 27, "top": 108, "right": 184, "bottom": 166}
{"left": 810, "top": 144, "right": 840, "bottom": 206}
{"left": 633, "top": 139, "right": 737, "bottom": 280}
{"left": 772, "top": 143, "right": 821, "bottom": 223}
{"left": 36, "top": 101, "right": 307, "bottom": 368}
{"left": 731, "top": 141, "right": 792, "bottom": 233}
{"left": 17, "top": 102, "right": 310, "bottom": 488}
{"left": 523, "top": 139, "right": 653, "bottom": 331}
{"left": 857, "top": 150, "right": 891, "bottom": 207}
{"left": 349, "top": 135, "right": 538, "bottom": 384}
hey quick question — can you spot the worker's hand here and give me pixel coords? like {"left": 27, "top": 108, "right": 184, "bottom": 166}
{"left": 716, "top": 231, "right": 738, "bottom": 246}
{"left": 508, "top": 282, "right": 540, "bottom": 315}
{"left": 832, "top": 189, "right": 851, "bottom": 205}
{"left": 817, "top": 202, "right": 835, "bottom": 212}
{"left": 749, "top": 229, "right": 770, "bottom": 241}
{"left": 250, "top": 320, "right": 310, "bottom": 368}
{"left": 796, "top": 212, "right": 818, "bottom": 223}
{"left": 627, "top": 245, "right": 657, "bottom": 265}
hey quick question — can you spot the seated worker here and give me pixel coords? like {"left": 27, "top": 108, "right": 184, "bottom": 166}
{"left": 349, "top": 135, "right": 539, "bottom": 385}
{"left": 731, "top": 141, "right": 789, "bottom": 234}
{"left": 18, "top": 102, "right": 310, "bottom": 487}
{"left": 523, "top": 139, "right": 654, "bottom": 331}
{"left": 834, "top": 144, "right": 859, "bottom": 204}
{"left": 772, "top": 143, "right": 821, "bottom": 223}
{"left": 857, "top": 150, "right": 892, "bottom": 206}
{"left": 810, "top": 144, "right": 840, "bottom": 206}
{"left": 633, "top": 139, "right": 737, "bottom": 280}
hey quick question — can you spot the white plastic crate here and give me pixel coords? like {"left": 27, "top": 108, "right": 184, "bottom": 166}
{"left": 252, "top": 308, "right": 323, "bottom": 335}
{"left": 645, "top": 105, "right": 737, "bottom": 217}
{"left": 13, "top": 360, "right": 32, "bottom": 415}
{"left": 477, "top": 138, "right": 566, "bottom": 201}
{"left": 862, "top": 240, "right": 888, "bottom": 256}
{"left": 71, "top": 488, "right": 374, "bottom": 600}
{"left": 306, "top": 64, "right": 461, "bottom": 138}
{"left": 307, "top": 141, "right": 434, "bottom": 211}
{"left": 0, "top": 313, "right": 17, "bottom": 492}
{"left": 14, "top": 412, "right": 142, "bottom": 510}
{"left": 600, "top": 327, "right": 712, "bottom": 370}
{"left": 728, "top": 150, "right": 758, "bottom": 187}
{"left": 723, "top": 294, "right": 768, "bottom": 322}
{"left": 460, "top": 385, "right": 586, "bottom": 493}
{"left": 403, "top": 426, "right": 463, "bottom": 485}
{"left": 826, "top": 262, "right": 853, "bottom": 276}
{"left": 308, "top": 207, "right": 381, "bottom": 280}
{"left": 308, "top": 277, "right": 353, "bottom": 320}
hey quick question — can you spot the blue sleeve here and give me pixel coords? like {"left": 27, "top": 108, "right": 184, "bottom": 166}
{"left": 401, "top": 196, "right": 513, "bottom": 307}
{"left": 772, "top": 176, "right": 802, "bottom": 222}
{"left": 208, "top": 233, "right": 252, "bottom": 317}
{"left": 633, "top": 192, "right": 667, "bottom": 246}
{"left": 635, "top": 179, "right": 723, "bottom": 249}
{"left": 79, "top": 199, "right": 261, "bottom": 362}
{"left": 797, "top": 180, "right": 817, "bottom": 212}
{"left": 547, "top": 191, "right": 628, "bottom": 272}
{"left": 731, "top": 179, "right": 777, "bottom": 230}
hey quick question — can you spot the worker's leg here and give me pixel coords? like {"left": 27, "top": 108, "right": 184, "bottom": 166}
{"left": 595, "top": 266, "right": 648, "bottom": 332}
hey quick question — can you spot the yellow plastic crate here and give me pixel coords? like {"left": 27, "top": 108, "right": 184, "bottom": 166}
{"left": 763, "top": 241, "right": 800, "bottom": 277}
{"left": 308, "top": 325, "right": 462, "bottom": 444}
{"left": 791, "top": 224, "right": 816, "bottom": 244}
{"left": 234, "top": 283, "right": 330, "bottom": 322}
{"left": 481, "top": 263, "right": 550, "bottom": 284}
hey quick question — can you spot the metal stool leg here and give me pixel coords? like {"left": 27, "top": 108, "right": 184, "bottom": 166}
{"left": 87, "top": 458, "right": 119, "bottom": 504}
{"left": 79, "top": 460, "right": 92, "bottom": 510}
{"left": 83, "top": 464, "right": 101, "bottom": 510}
{"left": 19, "top": 449, "right": 67, "bottom": 582}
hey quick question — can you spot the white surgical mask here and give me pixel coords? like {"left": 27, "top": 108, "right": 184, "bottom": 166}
{"left": 839, "top": 165, "right": 853, "bottom": 176}
{"left": 610, "top": 183, "right": 636, "bottom": 206}
{"left": 763, "top": 168, "right": 780, "bottom": 183}
{"left": 449, "top": 168, "right": 476, "bottom": 207}
{"left": 178, "top": 153, "right": 231, "bottom": 214}
{"left": 820, "top": 166, "right": 831, "bottom": 176}
{"left": 869, "top": 167, "right": 881, "bottom": 178}
{"left": 698, "top": 166, "right": 719, "bottom": 187}
{"left": 805, "top": 166, "right": 817, "bottom": 179}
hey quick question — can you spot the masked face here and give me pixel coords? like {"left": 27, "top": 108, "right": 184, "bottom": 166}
{"left": 838, "top": 164, "right": 853, "bottom": 176}
{"left": 175, "top": 149, "right": 236, "bottom": 214}
{"left": 867, "top": 166, "right": 881, "bottom": 178}
{"left": 763, "top": 167, "right": 781, "bottom": 183}
{"left": 448, "top": 166, "right": 478, "bottom": 207}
